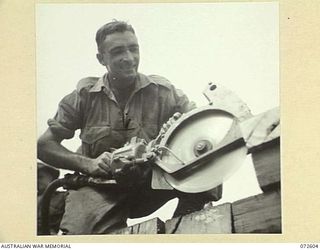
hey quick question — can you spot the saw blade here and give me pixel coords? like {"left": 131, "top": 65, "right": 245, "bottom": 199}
{"left": 160, "top": 109, "right": 247, "bottom": 193}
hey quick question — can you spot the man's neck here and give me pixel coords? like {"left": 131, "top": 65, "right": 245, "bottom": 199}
{"left": 108, "top": 74, "right": 136, "bottom": 91}
{"left": 108, "top": 74, "right": 137, "bottom": 110}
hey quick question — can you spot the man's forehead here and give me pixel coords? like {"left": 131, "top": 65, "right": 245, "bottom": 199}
{"left": 103, "top": 31, "right": 138, "bottom": 49}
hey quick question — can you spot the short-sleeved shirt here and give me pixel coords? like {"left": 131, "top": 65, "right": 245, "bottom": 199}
{"left": 50, "top": 73, "right": 195, "bottom": 158}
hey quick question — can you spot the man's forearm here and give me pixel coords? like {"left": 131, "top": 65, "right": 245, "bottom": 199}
{"left": 37, "top": 132, "right": 92, "bottom": 174}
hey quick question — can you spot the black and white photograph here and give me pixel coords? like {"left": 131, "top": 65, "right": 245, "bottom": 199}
{"left": 36, "top": 3, "right": 280, "bottom": 235}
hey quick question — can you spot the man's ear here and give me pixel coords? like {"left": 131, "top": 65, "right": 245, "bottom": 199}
{"left": 96, "top": 53, "right": 105, "bottom": 66}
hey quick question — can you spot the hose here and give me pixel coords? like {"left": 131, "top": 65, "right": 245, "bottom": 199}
{"left": 39, "top": 178, "right": 67, "bottom": 235}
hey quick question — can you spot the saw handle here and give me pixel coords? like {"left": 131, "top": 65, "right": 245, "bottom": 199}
{"left": 107, "top": 138, "right": 154, "bottom": 187}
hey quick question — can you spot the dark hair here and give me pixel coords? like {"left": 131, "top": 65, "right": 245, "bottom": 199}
{"left": 96, "top": 20, "right": 135, "bottom": 53}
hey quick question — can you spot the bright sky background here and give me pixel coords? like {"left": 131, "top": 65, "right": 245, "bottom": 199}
{"left": 36, "top": 3, "right": 279, "bottom": 226}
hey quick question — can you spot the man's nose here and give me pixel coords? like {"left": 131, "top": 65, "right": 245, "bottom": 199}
{"left": 121, "top": 50, "right": 134, "bottom": 62}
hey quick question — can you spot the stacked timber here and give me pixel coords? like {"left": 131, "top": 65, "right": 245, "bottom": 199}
{"left": 232, "top": 107, "right": 281, "bottom": 233}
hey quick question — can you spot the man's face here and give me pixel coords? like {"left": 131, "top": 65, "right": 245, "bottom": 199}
{"left": 98, "top": 31, "right": 140, "bottom": 81}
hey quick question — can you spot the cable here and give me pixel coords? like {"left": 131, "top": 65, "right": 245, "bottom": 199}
{"left": 156, "top": 146, "right": 185, "bottom": 165}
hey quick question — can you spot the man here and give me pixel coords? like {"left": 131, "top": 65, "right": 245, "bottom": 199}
{"left": 38, "top": 20, "right": 221, "bottom": 234}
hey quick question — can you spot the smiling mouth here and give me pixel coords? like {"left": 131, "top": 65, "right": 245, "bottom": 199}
{"left": 122, "top": 67, "right": 136, "bottom": 72}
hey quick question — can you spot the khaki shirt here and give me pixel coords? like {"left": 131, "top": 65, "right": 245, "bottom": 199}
{"left": 50, "top": 73, "right": 195, "bottom": 158}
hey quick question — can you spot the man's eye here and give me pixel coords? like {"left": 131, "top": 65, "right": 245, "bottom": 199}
{"left": 109, "top": 46, "right": 139, "bottom": 56}
{"left": 111, "top": 49, "right": 125, "bottom": 55}
{"left": 129, "top": 46, "right": 139, "bottom": 53}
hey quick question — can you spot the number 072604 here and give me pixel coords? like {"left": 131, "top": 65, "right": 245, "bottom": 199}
{"left": 300, "top": 244, "right": 319, "bottom": 248}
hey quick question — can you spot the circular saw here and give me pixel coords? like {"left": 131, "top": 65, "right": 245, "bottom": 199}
{"left": 153, "top": 107, "right": 247, "bottom": 193}
{"left": 149, "top": 83, "right": 252, "bottom": 193}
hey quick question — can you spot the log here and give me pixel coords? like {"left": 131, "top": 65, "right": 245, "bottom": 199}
{"left": 165, "top": 203, "right": 232, "bottom": 234}
{"left": 232, "top": 190, "right": 281, "bottom": 233}
{"left": 111, "top": 218, "right": 165, "bottom": 234}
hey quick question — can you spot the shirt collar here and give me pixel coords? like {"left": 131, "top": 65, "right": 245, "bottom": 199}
{"left": 88, "top": 73, "right": 156, "bottom": 93}
{"left": 89, "top": 75, "right": 106, "bottom": 93}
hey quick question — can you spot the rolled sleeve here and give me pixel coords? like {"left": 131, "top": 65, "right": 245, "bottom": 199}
{"left": 49, "top": 90, "right": 82, "bottom": 139}
{"left": 165, "top": 85, "right": 196, "bottom": 114}
{"left": 173, "top": 88, "right": 197, "bottom": 113}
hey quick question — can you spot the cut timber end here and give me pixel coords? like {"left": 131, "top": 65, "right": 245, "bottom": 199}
{"left": 251, "top": 140, "right": 280, "bottom": 192}
{"left": 240, "top": 107, "right": 280, "bottom": 192}
{"left": 232, "top": 190, "right": 281, "bottom": 233}
{"left": 111, "top": 218, "right": 165, "bottom": 234}
{"left": 165, "top": 203, "right": 232, "bottom": 234}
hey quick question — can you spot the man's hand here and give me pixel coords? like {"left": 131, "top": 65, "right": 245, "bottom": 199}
{"left": 84, "top": 152, "right": 113, "bottom": 178}
{"left": 84, "top": 152, "right": 150, "bottom": 186}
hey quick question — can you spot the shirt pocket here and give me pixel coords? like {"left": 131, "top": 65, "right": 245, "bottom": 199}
{"left": 80, "top": 126, "right": 111, "bottom": 158}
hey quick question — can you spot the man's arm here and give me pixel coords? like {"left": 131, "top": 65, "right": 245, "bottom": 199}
{"left": 37, "top": 128, "right": 112, "bottom": 178}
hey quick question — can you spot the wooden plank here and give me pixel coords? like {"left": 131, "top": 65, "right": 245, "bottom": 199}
{"left": 111, "top": 226, "right": 133, "bottom": 235}
{"left": 251, "top": 141, "right": 280, "bottom": 192}
{"left": 232, "top": 190, "right": 281, "bottom": 233}
{"left": 111, "top": 218, "right": 164, "bottom": 234}
{"left": 165, "top": 203, "right": 232, "bottom": 234}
